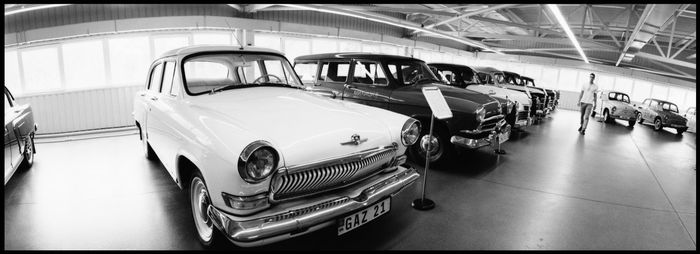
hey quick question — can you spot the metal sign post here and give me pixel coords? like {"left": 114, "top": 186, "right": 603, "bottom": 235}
{"left": 412, "top": 87, "right": 452, "bottom": 211}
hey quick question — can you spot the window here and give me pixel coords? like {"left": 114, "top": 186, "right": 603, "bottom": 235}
{"left": 283, "top": 38, "right": 311, "bottom": 63}
{"left": 153, "top": 35, "right": 190, "bottom": 59}
{"left": 661, "top": 102, "right": 678, "bottom": 113}
{"left": 651, "top": 85, "right": 669, "bottom": 100}
{"left": 361, "top": 43, "right": 380, "bottom": 54}
{"left": 193, "top": 32, "right": 231, "bottom": 45}
{"left": 254, "top": 33, "right": 282, "bottom": 51}
{"left": 22, "top": 46, "right": 62, "bottom": 92}
{"left": 558, "top": 68, "right": 579, "bottom": 92}
{"left": 385, "top": 61, "right": 437, "bottom": 86}
{"left": 294, "top": 62, "right": 319, "bottom": 85}
{"left": 319, "top": 61, "right": 350, "bottom": 82}
{"left": 631, "top": 80, "right": 652, "bottom": 102}
{"left": 311, "top": 38, "right": 337, "bottom": 54}
{"left": 148, "top": 63, "right": 164, "bottom": 92}
{"left": 523, "top": 64, "right": 542, "bottom": 84}
{"left": 649, "top": 100, "right": 658, "bottom": 108}
{"left": 62, "top": 40, "right": 106, "bottom": 89}
{"left": 352, "top": 61, "right": 388, "bottom": 86}
{"left": 5, "top": 50, "right": 22, "bottom": 95}
{"left": 4, "top": 92, "right": 11, "bottom": 110}
{"left": 685, "top": 91, "right": 696, "bottom": 111}
{"left": 614, "top": 77, "right": 633, "bottom": 95}
{"left": 109, "top": 36, "right": 151, "bottom": 86}
{"left": 339, "top": 40, "right": 361, "bottom": 52}
{"left": 182, "top": 53, "right": 302, "bottom": 95}
{"left": 668, "top": 86, "right": 686, "bottom": 109}
{"left": 595, "top": 73, "right": 614, "bottom": 92}
{"left": 540, "top": 67, "right": 559, "bottom": 90}
{"left": 161, "top": 62, "right": 176, "bottom": 96}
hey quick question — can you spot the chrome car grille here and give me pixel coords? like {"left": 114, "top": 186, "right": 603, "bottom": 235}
{"left": 517, "top": 109, "right": 529, "bottom": 120}
{"left": 270, "top": 147, "right": 396, "bottom": 201}
{"left": 265, "top": 197, "right": 350, "bottom": 223}
{"left": 481, "top": 117, "right": 501, "bottom": 130}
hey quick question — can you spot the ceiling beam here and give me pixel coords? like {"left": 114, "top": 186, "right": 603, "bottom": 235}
{"left": 243, "top": 4, "right": 275, "bottom": 13}
{"left": 413, "top": 4, "right": 518, "bottom": 33}
{"left": 279, "top": 4, "right": 503, "bottom": 54}
{"left": 670, "top": 36, "right": 696, "bottom": 59}
{"left": 651, "top": 37, "right": 667, "bottom": 57}
{"left": 636, "top": 52, "right": 696, "bottom": 69}
{"left": 586, "top": 4, "right": 622, "bottom": 47}
{"left": 616, "top": 4, "right": 656, "bottom": 66}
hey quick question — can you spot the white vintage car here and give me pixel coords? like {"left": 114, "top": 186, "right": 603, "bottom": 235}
{"left": 132, "top": 45, "right": 421, "bottom": 247}
{"left": 593, "top": 90, "right": 638, "bottom": 127}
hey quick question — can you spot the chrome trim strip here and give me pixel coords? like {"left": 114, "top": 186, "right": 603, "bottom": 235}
{"left": 207, "top": 165, "right": 420, "bottom": 247}
{"left": 282, "top": 145, "right": 397, "bottom": 174}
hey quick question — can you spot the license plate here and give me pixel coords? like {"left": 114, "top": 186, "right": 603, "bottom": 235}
{"left": 337, "top": 198, "right": 391, "bottom": 236}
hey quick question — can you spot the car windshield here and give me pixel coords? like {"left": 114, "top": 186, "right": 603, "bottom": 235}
{"left": 385, "top": 60, "right": 441, "bottom": 86}
{"left": 503, "top": 73, "right": 523, "bottom": 86}
{"left": 661, "top": 102, "right": 679, "bottom": 113}
{"left": 432, "top": 66, "right": 480, "bottom": 87}
{"left": 183, "top": 53, "right": 303, "bottom": 95}
{"left": 523, "top": 79, "right": 535, "bottom": 87}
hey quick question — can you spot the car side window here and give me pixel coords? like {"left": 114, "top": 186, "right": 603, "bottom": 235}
{"left": 319, "top": 61, "right": 349, "bottom": 83}
{"left": 148, "top": 63, "right": 164, "bottom": 92}
{"left": 649, "top": 100, "right": 658, "bottom": 108}
{"left": 608, "top": 92, "right": 616, "bottom": 100}
{"left": 436, "top": 69, "right": 457, "bottom": 84}
{"left": 294, "top": 62, "right": 319, "bottom": 86}
{"left": 622, "top": 94, "right": 630, "bottom": 103}
{"left": 352, "top": 60, "right": 388, "bottom": 86}
{"left": 161, "top": 61, "right": 176, "bottom": 96}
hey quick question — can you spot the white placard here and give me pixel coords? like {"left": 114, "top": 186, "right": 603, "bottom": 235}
{"left": 422, "top": 87, "right": 453, "bottom": 120}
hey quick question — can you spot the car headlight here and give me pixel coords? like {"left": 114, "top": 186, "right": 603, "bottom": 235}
{"left": 401, "top": 118, "right": 421, "bottom": 146}
{"left": 476, "top": 106, "right": 486, "bottom": 122}
{"left": 238, "top": 141, "right": 279, "bottom": 183}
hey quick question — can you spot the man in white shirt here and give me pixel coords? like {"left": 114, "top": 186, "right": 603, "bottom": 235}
{"left": 576, "top": 73, "right": 598, "bottom": 135}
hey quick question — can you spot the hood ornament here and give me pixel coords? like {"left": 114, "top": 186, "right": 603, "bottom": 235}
{"left": 340, "top": 134, "right": 367, "bottom": 146}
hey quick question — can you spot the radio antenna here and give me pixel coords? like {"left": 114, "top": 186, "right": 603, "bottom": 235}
{"left": 225, "top": 20, "right": 245, "bottom": 50}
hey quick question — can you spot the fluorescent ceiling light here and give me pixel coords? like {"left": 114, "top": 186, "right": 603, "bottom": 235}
{"left": 281, "top": 4, "right": 504, "bottom": 55}
{"left": 5, "top": 4, "right": 71, "bottom": 16}
{"left": 546, "top": 4, "right": 589, "bottom": 63}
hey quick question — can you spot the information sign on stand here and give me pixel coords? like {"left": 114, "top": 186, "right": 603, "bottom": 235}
{"left": 412, "top": 87, "right": 452, "bottom": 211}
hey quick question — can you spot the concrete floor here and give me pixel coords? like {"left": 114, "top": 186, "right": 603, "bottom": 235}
{"left": 4, "top": 109, "right": 696, "bottom": 250}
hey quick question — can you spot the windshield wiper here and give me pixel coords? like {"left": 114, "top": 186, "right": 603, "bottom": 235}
{"left": 257, "top": 82, "right": 303, "bottom": 90}
{"left": 209, "top": 84, "right": 240, "bottom": 95}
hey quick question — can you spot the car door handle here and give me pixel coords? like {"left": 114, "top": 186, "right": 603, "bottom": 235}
{"left": 140, "top": 94, "right": 146, "bottom": 97}
{"left": 150, "top": 97, "right": 158, "bottom": 101}
{"left": 344, "top": 84, "right": 356, "bottom": 89}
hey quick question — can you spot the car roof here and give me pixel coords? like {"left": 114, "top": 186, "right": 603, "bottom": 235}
{"left": 294, "top": 52, "right": 420, "bottom": 62}
{"left": 501, "top": 70, "right": 520, "bottom": 76}
{"left": 157, "top": 45, "right": 285, "bottom": 59}
{"left": 471, "top": 66, "right": 503, "bottom": 73}
{"left": 427, "top": 63, "right": 476, "bottom": 70}
{"left": 647, "top": 98, "right": 676, "bottom": 104}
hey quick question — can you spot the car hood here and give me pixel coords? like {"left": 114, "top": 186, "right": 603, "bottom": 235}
{"left": 188, "top": 87, "right": 400, "bottom": 166}
{"left": 391, "top": 83, "right": 499, "bottom": 114}
{"left": 664, "top": 111, "right": 687, "bottom": 122}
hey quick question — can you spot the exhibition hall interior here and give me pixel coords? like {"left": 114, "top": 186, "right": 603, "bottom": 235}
{"left": 3, "top": 3, "right": 696, "bottom": 250}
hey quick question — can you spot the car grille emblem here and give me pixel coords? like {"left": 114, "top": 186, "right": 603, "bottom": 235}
{"left": 340, "top": 134, "right": 367, "bottom": 145}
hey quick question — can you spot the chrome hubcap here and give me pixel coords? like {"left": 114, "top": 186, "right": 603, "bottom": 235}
{"left": 418, "top": 134, "right": 442, "bottom": 161}
{"left": 25, "top": 138, "right": 33, "bottom": 163}
{"left": 191, "top": 178, "right": 213, "bottom": 242}
{"left": 655, "top": 120, "right": 661, "bottom": 129}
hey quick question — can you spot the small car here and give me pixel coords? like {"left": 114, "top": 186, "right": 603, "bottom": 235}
{"left": 294, "top": 53, "right": 510, "bottom": 165}
{"left": 636, "top": 98, "right": 688, "bottom": 134}
{"left": 4, "top": 86, "right": 37, "bottom": 185}
{"left": 132, "top": 45, "right": 421, "bottom": 247}
{"left": 427, "top": 63, "right": 532, "bottom": 129}
{"left": 593, "top": 90, "right": 638, "bottom": 127}
{"left": 521, "top": 76, "right": 557, "bottom": 114}
{"left": 685, "top": 107, "right": 696, "bottom": 133}
{"left": 502, "top": 71, "right": 547, "bottom": 120}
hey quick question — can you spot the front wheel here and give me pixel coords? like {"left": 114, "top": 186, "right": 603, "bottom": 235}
{"left": 140, "top": 126, "right": 156, "bottom": 160}
{"left": 603, "top": 109, "right": 612, "bottom": 123}
{"left": 409, "top": 128, "right": 453, "bottom": 166}
{"left": 190, "top": 171, "right": 225, "bottom": 247}
{"left": 637, "top": 113, "right": 644, "bottom": 123}
{"left": 20, "top": 136, "right": 35, "bottom": 170}
{"left": 653, "top": 118, "right": 663, "bottom": 131}
{"left": 628, "top": 119, "right": 636, "bottom": 127}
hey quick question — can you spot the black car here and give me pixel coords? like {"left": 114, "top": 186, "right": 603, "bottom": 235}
{"left": 294, "top": 53, "right": 510, "bottom": 164}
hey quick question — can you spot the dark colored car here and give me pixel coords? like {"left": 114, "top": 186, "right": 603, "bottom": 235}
{"left": 501, "top": 71, "right": 547, "bottom": 120}
{"left": 521, "top": 76, "right": 557, "bottom": 113}
{"left": 427, "top": 63, "right": 531, "bottom": 130}
{"left": 636, "top": 98, "right": 688, "bottom": 134}
{"left": 294, "top": 53, "right": 510, "bottom": 164}
{"left": 4, "top": 86, "right": 37, "bottom": 185}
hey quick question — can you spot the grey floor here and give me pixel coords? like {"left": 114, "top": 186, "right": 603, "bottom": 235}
{"left": 4, "top": 109, "right": 696, "bottom": 250}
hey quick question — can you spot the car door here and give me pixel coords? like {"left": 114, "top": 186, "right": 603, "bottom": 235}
{"left": 618, "top": 94, "right": 633, "bottom": 118}
{"left": 342, "top": 59, "right": 392, "bottom": 109}
{"left": 313, "top": 60, "right": 351, "bottom": 98}
{"left": 646, "top": 100, "right": 659, "bottom": 121}
{"left": 639, "top": 99, "right": 650, "bottom": 121}
{"left": 147, "top": 60, "right": 179, "bottom": 175}
{"left": 143, "top": 61, "right": 164, "bottom": 155}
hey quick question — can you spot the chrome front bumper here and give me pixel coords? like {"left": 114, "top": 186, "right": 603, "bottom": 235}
{"left": 207, "top": 165, "right": 420, "bottom": 247}
{"left": 450, "top": 119, "right": 511, "bottom": 149}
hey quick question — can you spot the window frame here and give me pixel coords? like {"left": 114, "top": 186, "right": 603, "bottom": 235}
{"left": 350, "top": 59, "right": 390, "bottom": 87}
{"left": 147, "top": 61, "right": 165, "bottom": 93}
{"left": 318, "top": 60, "right": 352, "bottom": 84}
